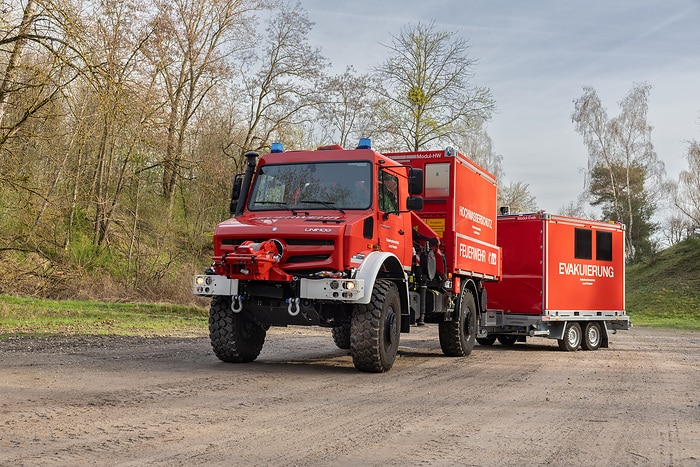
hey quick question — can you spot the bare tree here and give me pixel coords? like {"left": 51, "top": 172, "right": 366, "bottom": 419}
{"left": 234, "top": 0, "right": 327, "bottom": 156}
{"left": 660, "top": 210, "right": 692, "bottom": 247}
{"left": 316, "top": 66, "right": 381, "bottom": 148}
{"left": 146, "top": 0, "right": 262, "bottom": 217}
{"left": 675, "top": 140, "right": 700, "bottom": 227}
{"left": 373, "top": 21, "right": 495, "bottom": 151}
{"left": 0, "top": 0, "right": 38, "bottom": 126}
{"left": 455, "top": 125, "right": 539, "bottom": 214}
{"left": 454, "top": 125, "right": 504, "bottom": 180}
{"left": 498, "top": 181, "right": 537, "bottom": 214}
{"left": 558, "top": 195, "right": 593, "bottom": 219}
{"left": 572, "top": 83, "right": 665, "bottom": 261}
{"left": 0, "top": 0, "right": 81, "bottom": 149}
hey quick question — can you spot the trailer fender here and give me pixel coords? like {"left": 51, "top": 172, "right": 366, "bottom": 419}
{"left": 600, "top": 321, "right": 611, "bottom": 348}
{"left": 354, "top": 251, "right": 410, "bottom": 331}
{"left": 547, "top": 321, "right": 566, "bottom": 340}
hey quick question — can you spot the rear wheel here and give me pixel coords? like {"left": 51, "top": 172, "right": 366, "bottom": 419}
{"left": 439, "top": 288, "right": 477, "bottom": 357}
{"left": 497, "top": 335, "right": 518, "bottom": 346}
{"left": 557, "top": 322, "right": 582, "bottom": 352}
{"left": 208, "top": 296, "right": 266, "bottom": 363}
{"left": 581, "top": 321, "right": 602, "bottom": 351}
{"left": 351, "top": 279, "right": 401, "bottom": 373}
{"left": 331, "top": 321, "right": 351, "bottom": 350}
{"left": 477, "top": 335, "right": 497, "bottom": 346}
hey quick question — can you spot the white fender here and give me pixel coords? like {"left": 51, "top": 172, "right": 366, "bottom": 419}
{"left": 353, "top": 251, "right": 409, "bottom": 305}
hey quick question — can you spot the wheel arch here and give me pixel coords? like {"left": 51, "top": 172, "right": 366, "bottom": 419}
{"left": 457, "top": 277, "right": 480, "bottom": 318}
{"left": 354, "top": 251, "right": 409, "bottom": 329}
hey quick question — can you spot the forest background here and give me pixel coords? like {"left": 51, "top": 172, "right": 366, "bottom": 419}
{"left": 1, "top": 0, "right": 698, "bottom": 304}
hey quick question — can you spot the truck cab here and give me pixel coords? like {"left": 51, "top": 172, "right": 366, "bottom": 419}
{"left": 194, "top": 140, "right": 428, "bottom": 372}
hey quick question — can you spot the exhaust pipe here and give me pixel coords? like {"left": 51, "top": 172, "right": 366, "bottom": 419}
{"left": 233, "top": 151, "right": 259, "bottom": 217}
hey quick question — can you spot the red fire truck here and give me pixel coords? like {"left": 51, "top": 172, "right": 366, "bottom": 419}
{"left": 193, "top": 139, "right": 629, "bottom": 372}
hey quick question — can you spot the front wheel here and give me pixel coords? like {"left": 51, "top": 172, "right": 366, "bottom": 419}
{"left": 351, "top": 279, "right": 401, "bottom": 373}
{"left": 557, "top": 322, "right": 582, "bottom": 352}
{"left": 439, "top": 288, "right": 477, "bottom": 357}
{"left": 208, "top": 296, "right": 266, "bottom": 363}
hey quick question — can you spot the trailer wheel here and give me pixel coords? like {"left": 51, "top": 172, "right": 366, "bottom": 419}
{"left": 497, "top": 335, "right": 518, "bottom": 346}
{"left": 439, "top": 288, "right": 477, "bottom": 357}
{"left": 477, "top": 335, "right": 497, "bottom": 346}
{"left": 581, "top": 322, "right": 602, "bottom": 351}
{"left": 209, "top": 296, "right": 266, "bottom": 363}
{"left": 350, "top": 279, "right": 401, "bottom": 373}
{"left": 331, "top": 321, "right": 351, "bottom": 350}
{"left": 557, "top": 322, "right": 582, "bottom": 352}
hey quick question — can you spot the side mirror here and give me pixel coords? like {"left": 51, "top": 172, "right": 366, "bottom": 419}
{"left": 408, "top": 168, "right": 423, "bottom": 195}
{"left": 406, "top": 196, "right": 424, "bottom": 211}
{"left": 229, "top": 174, "right": 243, "bottom": 215}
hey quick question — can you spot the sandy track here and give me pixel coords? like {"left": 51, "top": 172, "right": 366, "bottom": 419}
{"left": 1, "top": 326, "right": 698, "bottom": 466}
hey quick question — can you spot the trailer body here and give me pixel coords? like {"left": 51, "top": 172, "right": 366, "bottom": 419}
{"left": 482, "top": 212, "right": 630, "bottom": 350}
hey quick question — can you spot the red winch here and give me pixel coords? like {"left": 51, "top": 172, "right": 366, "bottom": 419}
{"left": 214, "top": 239, "right": 293, "bottom": 282}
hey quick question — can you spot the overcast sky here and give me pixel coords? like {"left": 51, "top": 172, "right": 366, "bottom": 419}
{"left": 298, "top": 0, "right": 700, "bottom": 213}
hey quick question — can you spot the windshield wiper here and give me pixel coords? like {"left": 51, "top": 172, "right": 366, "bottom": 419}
{"left": 256, "top": 201, "right": 298, "bottom": 215}
{"left": 298, "top": 200, "right": 345, "bottom": 214}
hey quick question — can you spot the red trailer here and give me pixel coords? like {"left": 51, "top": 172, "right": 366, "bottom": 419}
{"left": 482, "top": 211, "right": 630, "bottom": 351}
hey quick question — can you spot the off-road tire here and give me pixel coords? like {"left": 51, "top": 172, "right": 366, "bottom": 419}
{"left": 581, "top": 321, "right": 602, "bottom": 351}
{"left": 439, "top": 288, "right": 477, "bottom": 357}
{"left": 477, "top": 335, "right": 497, "bottom": 346}
{"left": 497, "top": 335, "right": 518, "bottom": 346}
{"left": 331, "top": 322, "right": 351, "bottom": 350}
{"left": 208, "top": 296, "right": 266, "bottom": 363}
{"left": 350, "top": 279, "right": 401, "bottom": 373}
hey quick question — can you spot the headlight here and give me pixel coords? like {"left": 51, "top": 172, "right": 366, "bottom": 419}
{"left": 343, "top": 281, "right": 356, "bottom": 290}
{"left": 195, "top": 276, "right": 205, "bottom": 286}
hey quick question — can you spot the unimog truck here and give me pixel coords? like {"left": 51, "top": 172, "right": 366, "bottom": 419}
{"left": 193, "top": 140, "right": 501, "bottom": 372}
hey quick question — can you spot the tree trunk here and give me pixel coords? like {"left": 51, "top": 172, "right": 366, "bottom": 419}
{"left": 0, "top": 0, "right": 37, "bottom": 126}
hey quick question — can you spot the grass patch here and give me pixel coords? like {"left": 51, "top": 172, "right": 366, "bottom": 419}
{"left": 2, "top": 238, "right": 699, "bottom": 336}
{"left": 626, "top": 238, "right": 700, "bottom": 330}
{"left": 0, "top": 295, "right": 208, "bottom": 337}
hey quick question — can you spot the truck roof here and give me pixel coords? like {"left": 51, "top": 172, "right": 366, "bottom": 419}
{"left": 258, "top": 146, "right": 405, "bottom": 169}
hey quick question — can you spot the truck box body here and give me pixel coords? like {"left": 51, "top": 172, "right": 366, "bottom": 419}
{"left": 486, "top": 213, "right": 626, "bottom": 318}
{"left": 386, "top": 150, "right": 501, "bottom": 281}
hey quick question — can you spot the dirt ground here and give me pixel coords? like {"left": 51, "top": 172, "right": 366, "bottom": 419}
{"left": 1, "top": 325, "right": 699, "bottom": 466}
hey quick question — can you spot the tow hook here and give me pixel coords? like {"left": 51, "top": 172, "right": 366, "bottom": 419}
{"left": 286, "top": 297, "right": 300, "bottom": 317}
{"left": 231, "top": 295, "right": 244, "bottom": 313}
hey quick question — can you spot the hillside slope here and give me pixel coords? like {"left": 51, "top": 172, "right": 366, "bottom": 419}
{"left": 626, "top": 238, "right": 700, "bottom": 328}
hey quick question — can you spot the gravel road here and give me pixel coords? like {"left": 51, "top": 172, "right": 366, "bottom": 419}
{"left": 1, "top": 325, "right": 698, "bottom": 466}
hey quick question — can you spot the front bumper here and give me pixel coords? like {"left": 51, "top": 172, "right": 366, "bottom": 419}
{"left": 192, "top": 274, "right": 365, "bottom": 302}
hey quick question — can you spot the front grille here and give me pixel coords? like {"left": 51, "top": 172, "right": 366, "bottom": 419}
{"left": 221, "top": 238, "right": 334, "bottom": 247}
{"left": 284, "top": 239, "right": 334, "bottom": 246}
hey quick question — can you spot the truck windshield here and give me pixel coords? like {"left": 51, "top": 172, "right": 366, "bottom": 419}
{"left": 248, "top": 161, "right": 372, "bottom": 212}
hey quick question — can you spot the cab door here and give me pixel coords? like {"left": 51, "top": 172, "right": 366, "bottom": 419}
{"left": 377, "top": 170, "right": 412, "bottom": 266}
